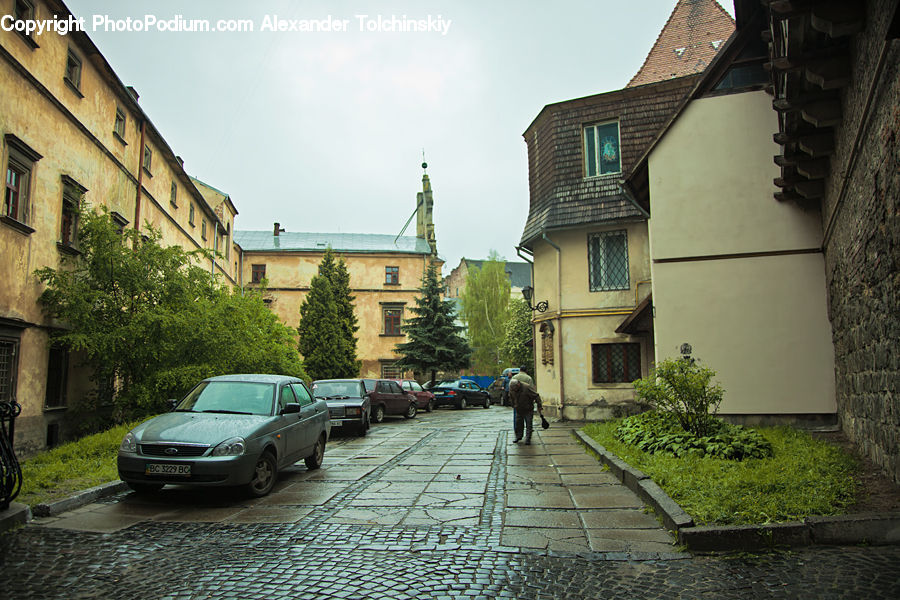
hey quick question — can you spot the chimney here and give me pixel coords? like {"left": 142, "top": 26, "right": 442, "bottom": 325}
{"left": 274, "top": 222, "right": 285, "bottom": 237}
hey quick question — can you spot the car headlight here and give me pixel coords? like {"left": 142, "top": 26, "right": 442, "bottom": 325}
{"left": 346, "top": 407, "right": 361, "bottom": 416}
{"left": 120, "top": 431, "right": 137, "bottom": 453}
{"left": 211, "top": 437, "right": 246, "bottom": 457}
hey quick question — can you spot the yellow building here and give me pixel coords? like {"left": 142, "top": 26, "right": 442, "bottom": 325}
{"left": 518, "top": 0, "right": 734, "bottom": 420}
{"left": 234, "top": 173, "right": 442, "bottom": 378}
{"left": 1, "top": 0, "right": 236, "bottom": 452}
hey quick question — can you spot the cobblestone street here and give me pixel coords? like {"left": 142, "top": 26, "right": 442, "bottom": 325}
{"left": 2, "top": 407, "right": 899, "bottom": 599}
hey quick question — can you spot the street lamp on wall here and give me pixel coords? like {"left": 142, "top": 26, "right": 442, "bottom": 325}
{"left": 521, "top": 286, "right": 548, "bottom": 313}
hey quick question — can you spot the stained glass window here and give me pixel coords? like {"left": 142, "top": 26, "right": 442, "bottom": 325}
{"left": 584, "top": 121, "right": 621, "bottom": 176}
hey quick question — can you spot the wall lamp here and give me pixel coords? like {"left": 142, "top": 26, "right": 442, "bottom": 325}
{"left": 521, "top": 286, "right": 548, "bottom": 313}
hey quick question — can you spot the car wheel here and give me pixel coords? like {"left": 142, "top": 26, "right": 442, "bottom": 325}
{"left": 483, "top": 396, "right": 490, "bottom": 409}
{"left": 126, "top": 482, "right": 164, "bottom": 494}
{"left": 246, "top": 451, "right": 278, "bottom": 497}
{"left": 304, "top": 434, "right": 326, "bottom": 470}
{"left": 458, "top": 397, "right": 467, "bottom": 410}
{"left": 426, "top": 399, "right": 434, "bottom": 413}
{"left": 404, "top": 402, "right": 417, "bottom": 419}
{"left": 373, "top": 404, "right": 385, "bottom": 423}
{"left": 357, "top": 418, "right": 368, "bottom": 437}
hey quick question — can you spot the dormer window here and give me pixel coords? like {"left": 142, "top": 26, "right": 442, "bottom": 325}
{"left": 584, "top": 121, "right": 621, "bottom": 177}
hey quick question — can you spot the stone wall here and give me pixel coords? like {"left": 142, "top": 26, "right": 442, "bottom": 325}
{"left": 822, "top": 0, "right": 899, "bottom": 483}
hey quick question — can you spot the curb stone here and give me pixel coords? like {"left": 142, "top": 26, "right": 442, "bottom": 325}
{"left": 31, "top": 480, "right": 128, "bottom": 518}
{"left": 573, "top": 429, "right": 900, "bottom": 552}
{"left": 0, "top": 502, "right": 31, "bottom": 533}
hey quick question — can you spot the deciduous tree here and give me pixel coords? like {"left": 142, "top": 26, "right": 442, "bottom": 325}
{"left": 35, "top": 205, "right": 306, "bottom": 426}
{"left": 460, "top": 253, "right": 510, "bottom": 373}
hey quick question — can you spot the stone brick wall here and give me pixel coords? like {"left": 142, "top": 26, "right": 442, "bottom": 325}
{"left": 822, "top": 0, "right": 899, "bottom": 483}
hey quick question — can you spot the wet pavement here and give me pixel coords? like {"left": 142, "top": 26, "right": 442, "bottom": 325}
{"left": 1, "top": 406, "right": 899, "bottom": 599}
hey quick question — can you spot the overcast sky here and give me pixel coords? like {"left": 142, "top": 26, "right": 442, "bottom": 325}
{"left": 64, "top": 0, "right": 733, "bottom": 274}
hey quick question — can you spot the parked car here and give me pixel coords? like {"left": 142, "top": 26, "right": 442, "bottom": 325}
{"left": 311, "top": 379, "right": 371, "bottom": 436}
{"left": 117, "top": 374, "right": 330, "bottom": 498}
{"left": 487, "top": 379, "right": 505, "bottom": 405}
{"left": 430, "top": 379, "right": 491, "bottom": 409}
{"left": 361, "top": 378, "right": 418, "bottom": 422}
{"left": 395, "top": 379, "right": 435, "bottom": 412}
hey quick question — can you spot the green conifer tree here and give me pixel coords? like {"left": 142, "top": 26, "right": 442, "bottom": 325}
{"left": 297, "top": 272, "right": 347, "bottom": 381}
{"left": 394, "top": 263, "right": 471, "bottom": 385}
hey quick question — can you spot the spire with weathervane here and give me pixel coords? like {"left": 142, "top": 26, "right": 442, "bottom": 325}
{"left": 416, "top": 157, "right": 437, "bottom": 257}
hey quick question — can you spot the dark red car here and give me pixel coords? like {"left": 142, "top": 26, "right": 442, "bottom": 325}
{"left": 394, "top": 379, "right": 435, "bottom": 413}
{"left": 361, "top": 379, "right": 418, "bottom": 423}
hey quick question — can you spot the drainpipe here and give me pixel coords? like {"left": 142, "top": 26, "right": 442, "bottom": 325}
{"left": 212, "top": 221, "right": 218, "bottom": 275}
{"left": 134, "top": 120, "right": 146, "bottom": 232}
{"left": 238, "top": 245, "right": 244, "bottom": 294}
{"left": 541, "top": 232, "right": 565, "bottom": 420}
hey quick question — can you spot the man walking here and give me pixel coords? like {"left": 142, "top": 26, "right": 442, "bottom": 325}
{"left": 508, "top": 367, "right": 542, "bottom": 445}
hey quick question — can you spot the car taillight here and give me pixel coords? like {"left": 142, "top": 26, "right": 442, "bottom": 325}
{"left": 447, "top": 390, "right": 456, "bottom": 395}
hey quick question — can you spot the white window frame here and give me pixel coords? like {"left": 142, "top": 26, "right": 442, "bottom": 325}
{"left": 583, "top": 120, "right": 622, "bottom": 178}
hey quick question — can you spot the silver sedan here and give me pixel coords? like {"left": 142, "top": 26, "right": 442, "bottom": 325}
{"left": 117, "top": 374, "right": 330, "bottom": 497}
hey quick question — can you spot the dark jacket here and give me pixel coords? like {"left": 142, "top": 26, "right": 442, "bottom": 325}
{"left": 510, "top": 380, "right": 542, "bottom": 414}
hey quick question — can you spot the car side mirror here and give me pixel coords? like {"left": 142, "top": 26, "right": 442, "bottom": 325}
{"left": 282, "top": 403, "right": 301, "bottom": 415}
{"left": 168, "top": 399, "right": 178, "bottom": 411}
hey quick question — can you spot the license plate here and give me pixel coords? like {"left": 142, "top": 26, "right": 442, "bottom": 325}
{"left": 329, "top": 419, "right": 343, "bottom": 426}
{"left": 146, "top": 463, "right": 191, "bottom": 476}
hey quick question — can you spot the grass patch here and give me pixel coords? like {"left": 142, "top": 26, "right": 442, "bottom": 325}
{"left": 583, "top": 420, "right": 858, "bottom": 526}
{"left": 16, "top": 420, "right": 144, "bottom": 508}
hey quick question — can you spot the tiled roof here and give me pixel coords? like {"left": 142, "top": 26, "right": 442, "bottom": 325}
{"left": 235, "top": 230, "right": 433, "bottom": 255}
{"left": 627, "top": 0, "right": 734, "bottom": 87}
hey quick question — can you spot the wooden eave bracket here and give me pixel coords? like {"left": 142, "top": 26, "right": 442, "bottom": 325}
{"left": 797, "top": 157, "right": 831, "bottom": 179}
{"left": 804, "top": 55, "right": 851, "bottom": 89}
{"left": 810, "top": 1, "right": 865, "bottom": 38}
{"left": 800, "top": 98, "right": 842, "bottom": 127}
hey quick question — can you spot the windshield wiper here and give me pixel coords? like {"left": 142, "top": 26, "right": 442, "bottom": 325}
{"left": 200, "top": 409, "right": 252, "bottom": 415}
{"left": 174, "top": 408, "right": 196, "bottom": 412}
{"left": 326, "top": 395, "right": 351, "bottom": 400}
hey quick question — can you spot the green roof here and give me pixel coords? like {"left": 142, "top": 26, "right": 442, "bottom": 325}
{"left": 235, "top": 231, "right": 433, "bottom": 255}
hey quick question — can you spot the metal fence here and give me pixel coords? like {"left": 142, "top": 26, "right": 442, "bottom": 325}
{"left": 0, "top": 399, "right": 22, "bottom": 510}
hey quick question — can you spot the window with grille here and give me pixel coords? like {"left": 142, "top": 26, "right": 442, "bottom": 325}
{"left": 591, "top": 343, "right": 641, "bottom": 384}
{"left": 381, "top": 363, "right": 403, "bottom": 379}
{"left": 189, "top": 203, "right": 195, "bottom": 226}
{"left": 170, "top": 182, "right": 177, "bottom": 207}
{"left": 0, "top": 338, "right": 19, "bottom": 403}
{"left": 385, "top": 266, "right": 399, "bottom": 285}
{"left": 589, "top": 230, "right": 629, "bottom": 291}
{"left": 383, "top": 308, "right": 402, "bottom": 336}
{"left": 251, "top": 264, "right": 266, "bottom": 284}
{"left": 584, "top": 121, "right": 621, "bottom": 177}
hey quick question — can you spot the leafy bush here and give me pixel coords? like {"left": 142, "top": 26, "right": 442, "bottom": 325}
{"left": 584, "top": 420, "right": 858, "bottom": 525}
{"left": 633, "top": 357, "right": 723, "bottom": 436}
{"left": 615, "top": 411, "right": 773, "bottom": 460}
{"left": 35, "top": 205, "right": 307, "bottom": 426}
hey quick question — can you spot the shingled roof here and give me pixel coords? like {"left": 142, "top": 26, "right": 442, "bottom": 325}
{"left": 520, "top": 75, "right": 699, "bottom": 247}
{"left": 627, "top": 0, "right": 734, "bottom": 88}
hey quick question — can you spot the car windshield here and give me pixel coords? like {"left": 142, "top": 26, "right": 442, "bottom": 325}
{"left": 313, "top": 381, "right": 361, "bottom": 398}
{"left": 176, "top": 381, "right": 275, "bottom": 416}
{"left": 436, "top": 380, "right": 458, "bottom": 387}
